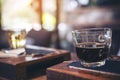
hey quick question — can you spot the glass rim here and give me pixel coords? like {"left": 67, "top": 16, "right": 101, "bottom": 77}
{"left": 72, "top": 28, "right": 111, "bottom": 32}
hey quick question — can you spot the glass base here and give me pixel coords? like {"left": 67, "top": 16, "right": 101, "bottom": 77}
{"left": 81, "top": 60, "right": 105, "bottom": 67}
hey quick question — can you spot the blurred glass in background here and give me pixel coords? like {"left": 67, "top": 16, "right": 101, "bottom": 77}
{"left": 1, "top": 0, "right": 57, "bottom": 49}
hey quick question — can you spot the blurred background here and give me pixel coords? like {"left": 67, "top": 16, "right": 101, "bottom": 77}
{"left": 0, "top": 0, "right": 120, "bottom": 55}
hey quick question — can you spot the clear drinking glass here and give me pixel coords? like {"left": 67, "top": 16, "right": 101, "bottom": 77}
{"left": 7, "top": 29, "right": 27, "bottom": 49}
{"left": 72, "top": 28, "right": 112, "bottom": 67}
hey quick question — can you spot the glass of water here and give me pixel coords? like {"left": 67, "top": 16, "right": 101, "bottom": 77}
{"left": 7, "top": 29, "right": 27, "bottom": 49}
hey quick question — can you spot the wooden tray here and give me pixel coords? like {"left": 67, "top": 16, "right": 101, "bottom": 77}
{"left": 0, "top": 46, "right": 70, "bottom": 80}
{"left": 47, "top": 59, "right": 120, "bottom": 80}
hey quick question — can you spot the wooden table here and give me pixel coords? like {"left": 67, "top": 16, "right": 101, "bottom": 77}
{"left": 47, "top": 58, "right": 120, "bottom": 80}
{"left": 0, "top": 47, "right": 70, "bottom": 80}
